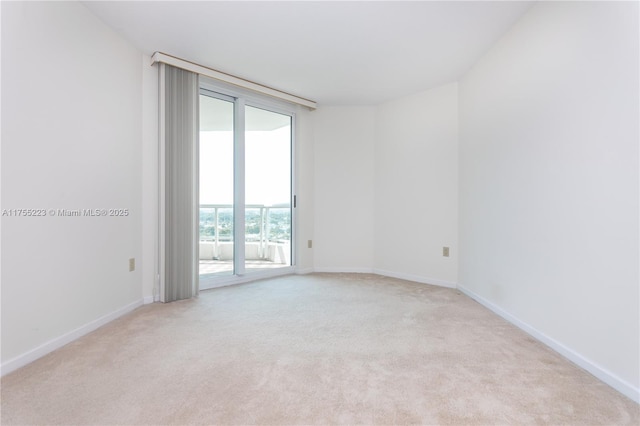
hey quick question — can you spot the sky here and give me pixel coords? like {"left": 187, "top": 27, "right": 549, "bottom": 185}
{"left": 199, "top": 126, "right": 291, "bottom": 206}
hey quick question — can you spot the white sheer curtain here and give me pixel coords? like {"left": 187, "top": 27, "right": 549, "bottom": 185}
{"left": 159, "top": 63, "right": 199, "bottom": 302}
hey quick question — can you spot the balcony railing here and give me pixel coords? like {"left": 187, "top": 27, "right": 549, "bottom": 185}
{"left": 199, "top": 204, "right": 291, "bottom": 264}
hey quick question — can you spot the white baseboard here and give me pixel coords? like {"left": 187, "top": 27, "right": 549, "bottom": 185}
{"left": 314, "top": 267, "right": 375, "bottom": 274}
{"left": 1, "top": 299, "right": 144, "bottom": 377}
{"left": 373, "top": 268, "right": 457, "bottom": 289}
{"left": 298, "top": 267, "right": 457, "bottom": 289}
{"left": 457, "top": 284, "right": 640, "bottom": 404}
{"left": 295, "top": 267, "right": 315, "bottom": 275}
{"left": 143, "top": 296, "right": 155, "bottom": 304}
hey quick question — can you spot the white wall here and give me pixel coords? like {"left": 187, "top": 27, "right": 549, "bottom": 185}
{"left": 1, "top": 2, "right": 143, "bottom": 367}
{"left": 312, "top": 107, "right": 375, "bottom": 271}
{"left": 459, "top": 1, "right": 639, "bottom": 400}
{"left": 374, "top": 84, "right": 459, "bottom": 287}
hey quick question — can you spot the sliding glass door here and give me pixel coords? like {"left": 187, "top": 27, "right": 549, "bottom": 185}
{"left": 245, "top": 106, "right": 292, "bottom": 273}
{"left": 199, "top": 89, "right": 293, "bottom": 287}
{"left": 199, "top": 93, "right": 235, "bottom": 278}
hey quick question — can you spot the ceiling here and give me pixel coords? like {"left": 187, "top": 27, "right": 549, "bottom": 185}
{"left": 83, "top": 1, "right": 533, "bottom": 106}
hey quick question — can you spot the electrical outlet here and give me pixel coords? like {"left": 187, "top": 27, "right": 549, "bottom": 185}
{"left": 129, "top": 258, "right": 136, "bottom": 272}
{"left": 442, "top": 247, "right": 450, "bottom": 257}
{"left": 308, "top": 240, "right": 313, "bottom": 249}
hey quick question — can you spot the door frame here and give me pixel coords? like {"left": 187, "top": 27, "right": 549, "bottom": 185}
{"left": 198, "top": 78, "right": 297, "bottom": 290}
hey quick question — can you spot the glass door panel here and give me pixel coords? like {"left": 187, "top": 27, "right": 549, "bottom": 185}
{"left": 244, "top": 106, "right": 292, "bottom": 272}
{"left": 199, "top": 93, "right": 234, "bottom": 278}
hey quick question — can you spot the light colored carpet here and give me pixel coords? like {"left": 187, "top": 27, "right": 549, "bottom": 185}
{"left": 1, "top": 273, "right": 638, "bottom": 425}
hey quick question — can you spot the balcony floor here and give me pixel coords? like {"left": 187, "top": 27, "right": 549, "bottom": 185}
{"left": 199, "top": 259, "right": 286, "bottom": 277}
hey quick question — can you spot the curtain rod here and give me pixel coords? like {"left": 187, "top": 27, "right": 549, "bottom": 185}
{"left": 151, "top": 52, "right": 317, "bottom": 110}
